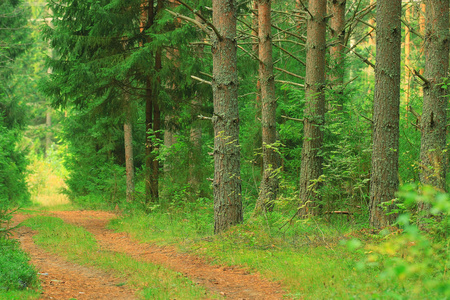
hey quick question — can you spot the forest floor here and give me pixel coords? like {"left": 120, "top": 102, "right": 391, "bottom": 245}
{"left": 12, "top": 210, "right": 286, "bottom": 299}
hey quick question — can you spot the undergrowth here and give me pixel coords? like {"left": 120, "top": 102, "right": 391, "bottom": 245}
{"left": 108, "top": 188, "right": 449, "bottom": 299}
{"left": 0, "top": 238, "right": 39, "bottom": 299}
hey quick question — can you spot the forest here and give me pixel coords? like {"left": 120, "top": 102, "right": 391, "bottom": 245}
{"left": 0, "top": 0, "right": 449, "bottom": 299}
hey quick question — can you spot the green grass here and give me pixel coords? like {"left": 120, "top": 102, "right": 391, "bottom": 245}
{"left": 0, "top": 238, "right": 40, "bottom": 299}
{"left": 23, "top": 216, "right": 216, "bottom": 300}
{"left": 109, "top": 209, "right": 447, "bottom": 299}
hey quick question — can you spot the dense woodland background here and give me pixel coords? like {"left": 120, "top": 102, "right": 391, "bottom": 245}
{"left": 1, "top": 0, "right": 449, "bottom": 234}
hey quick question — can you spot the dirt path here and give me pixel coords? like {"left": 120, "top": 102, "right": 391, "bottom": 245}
{"left": 14, "top": 211, "right": 287, "bottom": 299}
{"left": 14, "top": 225, "right": 137, "bottom": 300}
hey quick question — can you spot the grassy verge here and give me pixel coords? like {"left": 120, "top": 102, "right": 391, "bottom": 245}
{"left": 0, "top": 238, "right": 40, "bottom": 300}
{"left": 108, "top": 208, "right": 446, "bottom": 299}
{"left": 23, "top": 216, "right": 217, "bottom": 300}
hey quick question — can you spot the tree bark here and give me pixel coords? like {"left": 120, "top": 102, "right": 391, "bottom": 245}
{"left": 404, "top": 4, "right": 412, "bottom": 110}
{"left": 298, "top": 0, "right": 326, "bottom": 217}
{"left": 328, "top": 0, "right": 346, "bottom": 111}
{"left": 142, "top": 0, "right": 162, "bottom": 204}
{"left": 124, "top": 90, "right": 135, "bottom": 202}
{"left": 255, "top": 0, "right": 279, "bottom": 214}
{"left": 188, "top": 121, "right": 202, "bottom": 189}
{"left": 149, "top": 45, "right": 162, "bottom": 202}
{"left": 212, "top": 0, "right": 243, "bottom": 234}
{"left": 419, "top": 0, "right": 449, "bottom": 198}
{"left": 369, "top": 0, "right": 401, "bottom": 228}
{"left": 145, "top": 78, "right": 155, "bottom": 203}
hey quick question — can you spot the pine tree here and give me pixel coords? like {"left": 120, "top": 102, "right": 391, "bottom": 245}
{"left": 419, "top": 0, "right": 449, "bottom": 200}
{"left": 0, "top": 0, "right": 31, "bottom": 206}
{"left": 298, "top": 0, "right": 327, "bottom": 216}
{"left": 369, "top": 0, "right": 401, "bottom": 228}
{"left": 212, "top": 0, "right": 243, "bottom": 233}
{"left": 255, "top": 0, "right": 280, "bottom": 214}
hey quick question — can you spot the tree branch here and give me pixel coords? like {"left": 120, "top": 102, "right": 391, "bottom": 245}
{"left": 198, "top": 114, "right": 212, "bottom": 120}
{"left": 344, "top": 45, "right": 375, "bottom": 69}
{"left": 237, "top": 45, "right": 262, "bottom": 63}
{"left": 191, "top": 75, "right": 211, "bottom": 85}
{"left": 412, "top": 68, "right": 430, "bottom": 87}
{"left": 276, "top": 80, "right": 304, "bottom": 88}
{"left": 282, "top": 115, "right": 304, "bottom": 122}
{"left": 166, "top": 9, "right": 211, "bottom": 37}
{"left": 401, "top": 18, "right": 423, "bottom": 40}
{"left": 175, "top": 0, "right": 222, "bottom": 41}
{"left": 274, "top": 67, "right": 304, "bottom": 80}
{"left": 273, "top": 43, "right": 306, "bottom": 66}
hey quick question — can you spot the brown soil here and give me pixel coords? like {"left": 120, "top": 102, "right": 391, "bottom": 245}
{"left": 13, "top": 211, "right": 287, "bottom": 300}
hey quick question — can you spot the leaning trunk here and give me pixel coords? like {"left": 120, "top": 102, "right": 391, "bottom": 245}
{"left": 212, "top": 0, "right": 243, "bottom": 234}
{"left": 369, "top": 0, "right": 401, "bottom": 228}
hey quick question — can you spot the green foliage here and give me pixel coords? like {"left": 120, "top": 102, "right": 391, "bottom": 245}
{"left": 0, "top": 238, "right": 38, "bottom": 293}
{"left": 0, "top": 0, "right": 32, "bottom": 210}
{"left": 346, "top": 184, "right": 450, "bottom": 299}
{"left": 0, "top": 123, "right": 30, "bottom": 207}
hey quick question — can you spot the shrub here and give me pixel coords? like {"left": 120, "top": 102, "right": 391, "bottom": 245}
{"left": 0, "top": 238, "right": 37, "bottom": 292}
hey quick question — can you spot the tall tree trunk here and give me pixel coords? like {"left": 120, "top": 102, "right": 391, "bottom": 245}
{"left": 124, "top": 90, "right": 135, "bottom": 202}
{"left": 45, "top": 109, "right": 52, "bottom": 158}
{"left": 419, "top": 0, "right": 449, "bottom": 199}
{"left": 369, "top": 0, "right": 401, "bottom": 228}
{"left": 328, "top": 0, "right": 346, "bottom": 111}
{"left": 255, "top": 0, "right": 279, "bottom": 214}
{"left": 212, "top": 0, "right": 243, "bottom": 234}
{"left": 404, "top": 4, "right": 412, "bottom": 111}
{"left": 145, "top": 78, "right": 155, "bottom": 203}
{"left": 163, "top": 114, "right": 177, "bottom": 174}
{"left": 298, "top": 0, "right": 326, "bottom": 216}
{"left": 366, "top": 0, "right": 376, "bottom": 88}
{"left": 419, "top": 2, "right": 426, "bottom": 75}
{"left": 252, "top": 1, "right": 261, "bottom": 122}
{"left": 188, "top": 120, "right": 202, "bottom": 189}
{"left": 150, "top": 0, "right": 163, "bottom": 202}
{"left": 143, "top": 0, "right": 162, "bottom": 204}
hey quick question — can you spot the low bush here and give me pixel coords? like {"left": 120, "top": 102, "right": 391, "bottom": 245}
{"left": 0, "top": 238, "right": 37, "bottom": 292}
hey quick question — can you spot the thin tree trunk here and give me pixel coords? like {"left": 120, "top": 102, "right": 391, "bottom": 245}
{"left": 45, "top": 109, "right": 52, "bottom": 158}
{"left": 419, "top": 0, "right": 449, "bottom": 200}
{"left": 152, "top": 85, "right": 161, "bottom": 202}
{"left": 298, "top": 0, "right": 326, "bottom": 217}
{"left": 369, "top": 0, "right": 401, "bottom": 228}
{"left": 253, "top": 1, "right": 261, "bottom": 122}
{"left": 212, "top": 0, "right": 243, "bottom": 234}
{"left": 255, "top": 0, "right": 279, "bottom": 214}
{"left": 419, "top": 2, "right": 426, "bottom": 75}
{"left": 145, "top": 78, "right": 155, "bottom": 203}
{"left": 366, "top": 0, "right": 375, "bottom": 88}
{"left": 328, "top": 0, "right": 346, "bottom": 111}
{"left": 141, "top": 0, "right": 159, "bottom": 204}
{"left": 124, "top": 90, "right": 135, "bottom": 202}
{"left": 188, "top": 122, "right": 202, "bottom": 189}
{"left": 404, "top": 4, "right": 412, "bottom": 111}
{"left": 143, "top": 0, "right": 162, "bottom": 204}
